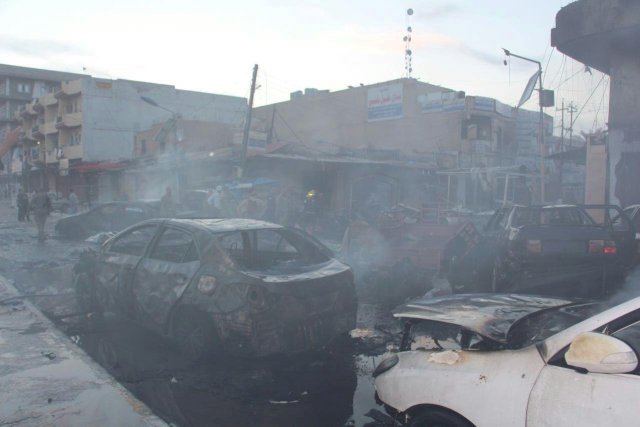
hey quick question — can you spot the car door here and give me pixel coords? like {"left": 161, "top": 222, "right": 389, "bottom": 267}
{"left": 526, "top": 316, "right": 640, "bottom": 426}
{"left": 96, "top": 223, "right": 159, "bottom": 315}
{"left": 133, "top": 226, "right": 201, "bottom": 329}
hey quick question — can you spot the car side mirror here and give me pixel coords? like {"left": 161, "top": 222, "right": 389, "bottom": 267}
{"left": 565, "top": 332, "right": 638, "bottom": 374}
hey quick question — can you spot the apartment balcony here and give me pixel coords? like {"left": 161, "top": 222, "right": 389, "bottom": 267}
{"left": 55, "top": 112, "right": 83, "bottom": 129}
{"left": 40, "top": 93, "right": 58, "bottom": 107}
{"left": 19, "top": 104, "right": 37, "bottom": 118}
{"left": 62, "top": 144, "right": 83, "bottom": 160}
{"left": 42, "top": 121, "right": 58, "bottom": 135}
{"left": 55, "top": 80, "right": 82, "bottom": 98}
{"left": 32, "top": 125, "right": 44, "bottom": 139}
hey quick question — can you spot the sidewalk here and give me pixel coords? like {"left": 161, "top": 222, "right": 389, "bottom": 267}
{"left": 0, "top": 275, "right": 169, "bottom": 427}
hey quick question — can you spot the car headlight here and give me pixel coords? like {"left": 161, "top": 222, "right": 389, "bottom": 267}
{"left": 372, "top": 354, "right": 399, "bottom": 378}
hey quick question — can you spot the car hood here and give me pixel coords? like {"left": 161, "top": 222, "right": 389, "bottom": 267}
{"left": 394, "top": 294, "right": 577, "bottom": 344}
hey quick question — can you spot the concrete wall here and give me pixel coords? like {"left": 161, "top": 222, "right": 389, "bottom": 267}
{"left": 553, "top": 0, "right": 640, "bottom": 206}
{"left": 253, "top": 78, "right": 521, "bottom": 164}
{"left": 81, "top": 79, "right": 247, "bottom": 162}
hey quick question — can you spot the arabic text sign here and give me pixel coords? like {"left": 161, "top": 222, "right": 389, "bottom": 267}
{"left": 419, "top": 91, "right": 465, "bottom": 113}
{"left": 367, "top": 84, "right": 403, "bottom": 121}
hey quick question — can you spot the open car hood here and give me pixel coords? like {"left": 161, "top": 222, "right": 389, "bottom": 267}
{"left": 394, "top": 294, "right": 577, "bottom": 345}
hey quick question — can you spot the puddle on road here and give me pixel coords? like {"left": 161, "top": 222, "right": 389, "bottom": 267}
{"left": 68, "top": 311, "right": 396, "bottom": 427}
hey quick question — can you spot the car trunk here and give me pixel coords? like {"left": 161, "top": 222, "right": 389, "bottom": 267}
{"left": 513, "top": 225, "right": 612, "bottom": 259}
{"left": 241, "top": 260, "right": 357, "bottom": 354}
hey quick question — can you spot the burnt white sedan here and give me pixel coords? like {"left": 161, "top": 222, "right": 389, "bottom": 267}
{"left": 374, "top": 294, "right": 640, "bottom": 427}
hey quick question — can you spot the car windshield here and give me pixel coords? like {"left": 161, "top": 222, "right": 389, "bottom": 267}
{"left": 506, "top": 301, "right": 613, "bottom": 349}
{"left": 511, "top": 207, "right": 595, "bottom": 227}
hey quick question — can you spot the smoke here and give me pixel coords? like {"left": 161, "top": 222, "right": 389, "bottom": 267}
{"left": 606, "top": 266, "right": 640, "bottom": 306}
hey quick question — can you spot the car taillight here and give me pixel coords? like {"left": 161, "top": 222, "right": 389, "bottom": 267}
{"left": 589, "top": 240, "right": 617, "bottom": 254}
{"left": 526, "top": 240, "right": 542, "bottom": 253}
{"left": 197, "top": 275, "right": 218, "bottom": 295}
{"left": 604, "top": 241, "right": 617, "bottom": 255}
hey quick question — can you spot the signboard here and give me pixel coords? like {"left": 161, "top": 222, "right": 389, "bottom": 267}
{"left": 419, "top": 91, "right": 465, "bottom": 113}
{"left": 474, "top": 97, "right": 495, "bottom": 112}
{"left": 518, "top": 70, "right": 541, "bottom": 108}
{"left": 367, "top": 84, "right": 403, "bottom": 121}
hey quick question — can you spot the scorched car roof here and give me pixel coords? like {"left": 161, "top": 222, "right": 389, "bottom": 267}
{"left": 163, "top": 218, "right": 284, "bottom": 233}
{"left": 394, "top": 294, "right": 578, "bottom": 344}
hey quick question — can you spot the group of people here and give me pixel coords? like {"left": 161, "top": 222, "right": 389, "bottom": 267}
{"left": 15, "top": 188, "right": 80, "bottom": 242}
{"left": 16, "top": 188, "right": 53, "bottom": 242}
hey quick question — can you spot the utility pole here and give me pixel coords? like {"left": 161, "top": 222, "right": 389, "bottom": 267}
{"left": 503, "top": 49, "right": 547, "bottom": 204}
{"left": 567, "top": 102, "right": 577, "bottom": 148}
{"left": 239, "top": 64, "right": 259, "bottom": 177}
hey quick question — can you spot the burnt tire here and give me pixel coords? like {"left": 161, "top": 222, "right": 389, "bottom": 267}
{"left": 170, "top": 308, "right": 219, "bottom": 361}
{"left": 408, "top": 409, "right": 474, "bottom": 427}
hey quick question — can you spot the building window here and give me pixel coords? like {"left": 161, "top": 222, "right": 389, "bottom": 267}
{"left": 17, "top": 83, "right": 31, "bottom": 94}
{"left": 69, "top": 130, "right": 82, "bottom": 146}
{"left": 140, "top": 139, "right": 147, "bottom": 155}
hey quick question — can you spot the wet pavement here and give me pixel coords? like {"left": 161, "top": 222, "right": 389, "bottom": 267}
{"left": 0, "top": 200, "right": 403, "bottom": 427}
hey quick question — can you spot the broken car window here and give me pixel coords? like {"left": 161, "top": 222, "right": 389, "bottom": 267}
{"left": 108, "top": 224, "right": 158, "bottom": 256}
{"left": 150, "top": 228, "right": 198, "bottom": 263}
{"left": 215, "top": 231, "right": 249, "bottom": 268}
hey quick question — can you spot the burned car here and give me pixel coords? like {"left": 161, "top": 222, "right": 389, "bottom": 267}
{"left": 374, "top": 293, "right": 640, "bottom": 427}
{"left": 55, "top": 201, "right": 160, "bottom": 240}
{"left": 73, "top": 218, "right": 357, "bottom": 359}
{"left": 458, "top": 204, "right": 636, "bottom": 296}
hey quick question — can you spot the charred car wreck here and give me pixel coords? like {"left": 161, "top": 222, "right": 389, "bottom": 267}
{"left": 451, "top": 204, "right": 637, "bottom": 297}
{"left": 56, "top": 201, "right": 161, "bottom": 240}
{"left": 74, "top": 218, "right": 357, "bottom": 358}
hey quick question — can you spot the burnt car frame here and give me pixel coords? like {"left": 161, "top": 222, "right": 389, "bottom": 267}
{"left": 74, "top": 218, "right": 357, "bottom": 359}
{"left": 454, "top": 204, "right": 636, "bottom": 297}
{"left": 55, "top": 201, "right": 160, "bottom": 239}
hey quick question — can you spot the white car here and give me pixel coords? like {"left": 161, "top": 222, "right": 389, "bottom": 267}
{"left": 374, "top": 293, "right": 640, "bottom": 427}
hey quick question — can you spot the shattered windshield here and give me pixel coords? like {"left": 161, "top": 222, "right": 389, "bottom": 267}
{"left": 506, "top": 301, "right": 608, "bottom": 349}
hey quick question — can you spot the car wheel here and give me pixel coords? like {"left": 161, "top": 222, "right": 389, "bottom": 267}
{"left": 170, "top": 308, "right": 219, "bottom": 361}
{"left": 408, "top": 409, "right": 474, "bottom": 427}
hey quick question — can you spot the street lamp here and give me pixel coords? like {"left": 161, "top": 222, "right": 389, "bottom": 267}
{"left": 503, "top": 48, "right": 548, "bottom": 204}
{"left": 140, "top": 96, "right": 177, "bottom": 116}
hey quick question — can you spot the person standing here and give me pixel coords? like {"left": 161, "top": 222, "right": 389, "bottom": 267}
{"left": 160, "top": 187, "right": 176, "bottom": 217}
{"left": 16, "top": 189, "right": 28, "bottom": 222}
{"left": 30, "top": 188, "right": 52, "bottom": 242}
{"left": 68, "top": 189, "right": 79, "bottom": 214}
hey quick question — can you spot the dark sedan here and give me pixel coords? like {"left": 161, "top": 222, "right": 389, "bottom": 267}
{"left": 55, "top": 201, "right": 160, "bottom": 239}
{"left": 73, "top": 218, "right": 357, "bottom": 359}
{"left": 453, "top": 204, "right": 636, "bottom": 297}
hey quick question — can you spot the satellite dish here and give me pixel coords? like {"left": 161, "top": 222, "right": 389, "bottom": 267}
{"left": 407, "top": 8, "right": 413, "bottom": 15}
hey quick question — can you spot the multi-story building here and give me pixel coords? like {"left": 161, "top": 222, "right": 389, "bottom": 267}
{"left": 18, "top": 77, "right": 246, "bottom": 201}
{"left": 248, "top": 78, "right": 549, "bottom": 212}
{"left": 0, "top": 64, "right": 85, "bottom": 141}
{"left": 0, "top": 64, "right": 85, "bottom": 193}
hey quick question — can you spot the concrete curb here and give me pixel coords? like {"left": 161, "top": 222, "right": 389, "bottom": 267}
{"left": 0, "top": 275, "right": 170, "bottom": 427}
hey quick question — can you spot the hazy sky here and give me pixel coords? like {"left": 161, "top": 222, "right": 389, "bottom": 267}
{"left": 0, "top": 0, "right": 609, "bottom": 135}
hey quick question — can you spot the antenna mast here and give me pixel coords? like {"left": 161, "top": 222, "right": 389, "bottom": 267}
{"left": 404, "top": 8, "right": 414, "bottom": 78}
